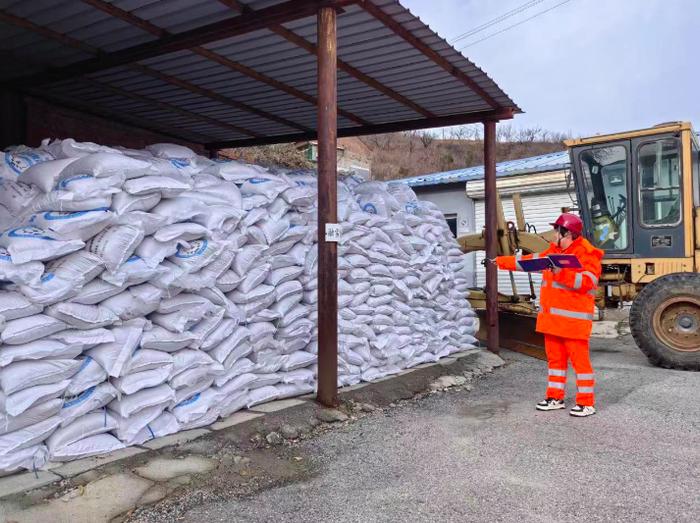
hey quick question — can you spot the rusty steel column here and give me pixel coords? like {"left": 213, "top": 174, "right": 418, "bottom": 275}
{"left": 483, "top": 119, "right": 500, "bottom": 354}
{"left": 316, "top": 6, "right": 339, "bottom": 407}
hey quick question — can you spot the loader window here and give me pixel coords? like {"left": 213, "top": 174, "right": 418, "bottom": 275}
{"left": 638, "top": 139, "right": 682, "bottom": 227}
{"left": 579, "top": 145, "right": 629, "bottom": 250}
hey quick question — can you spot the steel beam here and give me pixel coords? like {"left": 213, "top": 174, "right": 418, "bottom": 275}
{"left": 207, "top": 108, "right": 514, "bottom": 149}
{"left": 7, "top": 0, "right": 360, "bottom": 89}
{"left": 0, "top": 7, "right": 299, "bottom": 136}
{"left": 80, "top": 0, "right": 368, "bottom": 127}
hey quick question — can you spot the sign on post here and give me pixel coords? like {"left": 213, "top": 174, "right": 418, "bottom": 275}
{"left": 325, "top": 223, "right": 341, "bottom": 243}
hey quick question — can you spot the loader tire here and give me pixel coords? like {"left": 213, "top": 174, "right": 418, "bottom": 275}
{"left": 630, "top": 273, "right": 700, "bottom": 371}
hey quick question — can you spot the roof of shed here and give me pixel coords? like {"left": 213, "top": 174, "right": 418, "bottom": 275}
{"left": 394, "top": 149, "right": 570, "bottom": 188}
{"left": 0, "top": 0, "right": 520, "bottom": 149}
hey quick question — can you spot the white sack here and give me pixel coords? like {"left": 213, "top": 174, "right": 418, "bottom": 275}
{"left": 124, "top": 175, "right": 191, "bottom": 197}
{"left": 87, "top": 225, "right": 144, "bottom": 273}
{"left": 46, "top": 410, "right": 118, "bottom": 454}
{"left": 51, "top": 327, "right": 115, "bottom": 348}
{"left": 0, "top": 291, "right": 43, "bottom": 321}
{"left": 101, "top": 255, "right": 164, "bottom": 286}
{"left": 1, "top": 314, "right": 66, "bottom": 345}
{"left": 0, "top": 339, "right": 82, "bottom": 367}
{"left": 129, "top": 411, "right": 180, "bottom": 446}
{"left": 0, "top": 247, "right": 44, "bottom": 285}
{"left": 46, "top": 302, "right": 118, "bottom": 329}
{"left": 50, "top": 433, "right": 123, "bottom": 461}
{"left": 87, "top": 324, "right": 143, "bottom": 377}
{"left": 0, "top": 398, "right": 62, "bottom": 436}
{"left": 2, "top": 380, "right": 70, "bottom": 419}
{"left": 140, "top": 327, "right": 197, "bottom": 352}
{"left": 18, "top": 157, "right": 79, "bottom": 192}
{"left": 113, "top": 367, "right": 171, "bottom": 395}
{"left": 0, "top": 417, "right": 61, "bottom": 457}
{"left": 71, "top": 279, "right": 125, "bottom": 305}
{"left": 60, "top": 382, "right": 118, "bottom": 426}
{"left": 108, "top": 383, "right": 174, "bottom": 418}
{"left": 65, "top": 356, "right": 108, "bottom": 396}
{"left": 60, "top": 152, "right": 150, "bottom": 180}
{"left": 1, "top": 148, "right": 53, "bottom": 181}
{"left": 0, "top": 226, "right": 84, "bottom": 263}
{"left": 28, "top": 208, "right": 114, "bottom": 241}
{"left": 0, "top": 359, "right": 80, "bottom": 395}
{"left": 112, "top": 192, "right": 161, "bottom": 215}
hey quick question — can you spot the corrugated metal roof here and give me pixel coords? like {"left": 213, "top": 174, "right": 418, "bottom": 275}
{"left": 0, "top": 0, "right": 520, "bottom": 148}
{"left": 394, "top": 150, "right": 571, "bottom": 188}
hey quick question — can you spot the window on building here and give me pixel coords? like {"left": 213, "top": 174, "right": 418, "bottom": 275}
{"left": 638, "top": 138, "right": 682, "bottom": 227}
{"left": 445, "top": 214, "right": 458, "bottom": 238}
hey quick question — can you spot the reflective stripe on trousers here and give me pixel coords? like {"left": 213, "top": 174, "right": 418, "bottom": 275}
{"left": 576, "top": 372, "right": 595, "bottom": 395}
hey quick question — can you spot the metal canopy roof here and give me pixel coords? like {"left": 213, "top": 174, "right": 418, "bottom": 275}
{"left": 394, "top": 150, "right": 570, "bottom": 188}
{"left": 0, "top": 0, "right": 520, "bottom": 149}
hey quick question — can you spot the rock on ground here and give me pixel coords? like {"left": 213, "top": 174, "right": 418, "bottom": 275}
{"left": 265, "top": 432, "right": 283, "bottom": 446}
{"left": 316, "top": 409, "right": 349, "bottom": 423}
{"left": 429, "top": 375, "right": 467, "bottom": 390}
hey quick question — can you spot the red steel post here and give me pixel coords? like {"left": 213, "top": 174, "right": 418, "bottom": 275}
{"left": 316, "top": 6, "right": 339, "bottom": 406}
{"left": 483, "top": 119, "right": 500, "bottom": 354}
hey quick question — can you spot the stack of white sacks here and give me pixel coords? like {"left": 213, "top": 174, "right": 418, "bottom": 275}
{"left": 0, "top": 139, "right": 477, "bottom": 475}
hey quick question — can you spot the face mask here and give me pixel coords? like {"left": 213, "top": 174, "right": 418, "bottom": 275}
{"left": 556, "top": 227, "right": 569, "bottom": 249}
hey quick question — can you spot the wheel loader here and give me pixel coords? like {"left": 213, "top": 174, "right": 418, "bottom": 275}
{"left": 459, "top": 121, "right": 699, "bottom": 370}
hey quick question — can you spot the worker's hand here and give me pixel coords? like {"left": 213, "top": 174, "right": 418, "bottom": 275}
{"left": 481, "top": 258, "right": 497, "bottom": 267}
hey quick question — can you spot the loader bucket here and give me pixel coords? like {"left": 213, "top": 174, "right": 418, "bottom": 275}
{"left": 475, "top": 310, "right": 546, "bottom": 361}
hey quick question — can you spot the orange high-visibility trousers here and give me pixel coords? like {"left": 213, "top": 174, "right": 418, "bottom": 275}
{"left": 544, "top": 334, "right": 595, "bottom": 406}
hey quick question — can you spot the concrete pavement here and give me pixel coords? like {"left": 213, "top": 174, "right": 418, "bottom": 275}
{"left": 179, "top": 335, "right": 699, "bottom": 523}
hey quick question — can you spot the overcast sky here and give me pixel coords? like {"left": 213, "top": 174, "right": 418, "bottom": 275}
{"left": 401, "top": 0, "right": 698, "bottom": 137}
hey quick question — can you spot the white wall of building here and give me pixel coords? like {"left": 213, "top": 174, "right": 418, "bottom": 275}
{"left": 413, "top": 185, "right": 475, "bottom": 236}
{"left": 413, "top": 184, "right": 477, "bottom": 285}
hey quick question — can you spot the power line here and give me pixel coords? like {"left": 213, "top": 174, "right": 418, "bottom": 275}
{"left": 458, "top": 0, "right": 574, "bottom": 50}
{"left": 450, "top": 0, "right": 546, "bottom": 44}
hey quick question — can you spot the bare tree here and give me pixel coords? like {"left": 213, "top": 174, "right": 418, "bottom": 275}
{"left": 404, "top": 130, "right": 419, "bottom": 155}
{"left": 419, "top": 131, "right": 435, "bottom": 148}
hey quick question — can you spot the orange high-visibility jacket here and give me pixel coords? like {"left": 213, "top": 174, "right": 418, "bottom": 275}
{"left": 496, "top": 237, "right": 604, "bottom": 340}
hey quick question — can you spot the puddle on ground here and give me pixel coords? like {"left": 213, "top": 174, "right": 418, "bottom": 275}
{"left": 458, "top": 401, "right": 512, "bottom": 421}
{"left": 592, "top": 347, "right": 622, "bottom": 353}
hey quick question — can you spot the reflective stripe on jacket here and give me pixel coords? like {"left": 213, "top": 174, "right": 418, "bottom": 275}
{"left": 496, "top": 237, "right": 604, "bottom": 340}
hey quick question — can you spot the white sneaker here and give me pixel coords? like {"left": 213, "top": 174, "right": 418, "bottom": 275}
{"left": 570, "top": 405, "right": 596, "bottom": 417}
{"left": 536, "top": 398, "right": 566, "bottom": 411}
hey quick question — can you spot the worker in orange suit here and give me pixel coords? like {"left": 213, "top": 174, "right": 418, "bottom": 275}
{"left": 490, "top": 213, "right": 603, "bottom": 417}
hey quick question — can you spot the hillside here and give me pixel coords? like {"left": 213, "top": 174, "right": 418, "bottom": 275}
{"left": 220, "top": 125, "right": 569, "bottom": 180}
{"left": 360, "top": 125, "right": 569, "bottom": 181}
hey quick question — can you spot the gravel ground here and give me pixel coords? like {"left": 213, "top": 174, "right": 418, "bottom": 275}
{"left": 178, "top": 335, "right": 699, "bottom": 523}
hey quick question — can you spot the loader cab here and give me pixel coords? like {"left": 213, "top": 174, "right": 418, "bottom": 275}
{"left": 566, "top": 122, "right": 697, "bottom": 262}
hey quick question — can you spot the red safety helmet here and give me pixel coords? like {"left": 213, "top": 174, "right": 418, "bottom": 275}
{"left": 551, "top": 213, "right": 583, "bottom": 236}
